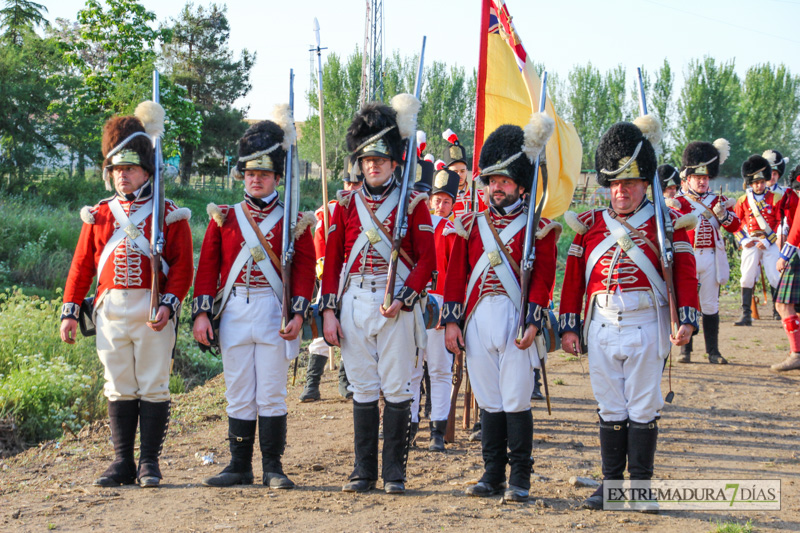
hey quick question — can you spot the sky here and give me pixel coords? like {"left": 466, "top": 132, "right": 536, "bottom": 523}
{"left": 46, "top": 0, "right": 800, "bottom": 121}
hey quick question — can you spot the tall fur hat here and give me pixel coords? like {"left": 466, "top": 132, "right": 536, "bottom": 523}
{"left": 442, "top": 128, "right": 468, "bottom": 167}
{"left": 595, "top": 118, "right": 660, "bottom": 188}
{"left": 235, "top": 120, "right": 287, "bottom": 179}
{"left": 347, "top": 96, "right": 419, "bottom": 164}
{"left": 101, "top": 101, "right": 164, "bottom": 190}
{"left": 681, "top": 139, "right": 729, "bottom": 179}
{"left": 789, "top": 164, "right": 800, "bottom": 191}
{"left": 478, "top": 112, "right": 555, "bottom": 191}
{"left": 658, "top": 164, "right": 680, "bottom": 189}
{"left": 741, "top": 154, "right": 772, "bottom": 185}
{"left": 763, "top": 149, "right": 789, "bottom": 178}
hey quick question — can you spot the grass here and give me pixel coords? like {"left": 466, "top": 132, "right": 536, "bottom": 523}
{"left": 553, "top": 378, "right": 565, "bottom": 385}
{"left": 709, "top": 519, "right": 754, "bottom": 533}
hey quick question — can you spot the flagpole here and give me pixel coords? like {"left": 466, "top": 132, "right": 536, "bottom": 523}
{"left": 472, "top": 0, "right": 491, "bottom": 181}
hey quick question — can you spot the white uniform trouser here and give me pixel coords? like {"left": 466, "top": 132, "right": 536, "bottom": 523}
{"left": 464, "top": 295, "right": 539, "bottom": 414}
{"left": 587, "top": 292, "right": 665, "bottom": 424}
{"left": 219, "top": 288, "right": 299, "bottom": 420}
{"left": 96, "top": 289, "right": 174, "bottom": 402}
{"left": 410, "top": 294, "right": 453, "bottom": 423}
{"left": 696, "top": 248, "right": 720, "bottom": 314}
{"left": 740, "top": 242, "right": 781, "bottom": 289}
{"left": 308, "top": 337, "right": 329, "bottom": 357}
{"left": 339, "top": 275, "right": 416, "bottom": 404}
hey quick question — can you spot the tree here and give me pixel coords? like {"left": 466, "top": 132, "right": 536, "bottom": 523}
{"left": 739, "top": 63, "right": 800, "bottom": 161}
{"left": 161, "top": 2, "right": 255, "bottom": 183}
{"left": 652, "top": 59, "right": 676, "bottom": 162}
{"left": 0, "top": 0, "right": 48, "bottom": 45}
{"left": 416, "top": 61, "right": 474, "bottom": 162}
{"left": 676, "top": 57, "right": 743, "bottom": 176}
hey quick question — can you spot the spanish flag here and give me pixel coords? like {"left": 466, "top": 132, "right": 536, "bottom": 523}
{"left": 473, "top": 0, "right": 582, "bottom": 218}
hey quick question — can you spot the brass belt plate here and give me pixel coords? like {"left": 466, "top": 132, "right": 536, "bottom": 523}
{"left": 366, "top": 228, "right": 382, "bottom": 245}
{"left": 124, "top": 224, "right": 142, "bottom": 240}
{"left": 617, "top": 234, "right": 635, "bottom": 252}
{"left": 250, "top": 246, "right": 266, "bottom": 263}
{"left": 488, "top": 250, "right": 503, "bottom": 267}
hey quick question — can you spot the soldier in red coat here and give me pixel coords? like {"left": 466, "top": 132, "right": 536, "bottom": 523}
{"left": 444, "top": 117, "right": 558, "bottom": 503}
{"left": 60, "top": 103, "right": 194, "bottom": 488}
{"left": 321, "top": 97, "right": 436, "bottom": 494}
{"left": 773, "top": 162, "right": 800, "bottom": 372}
{"left": 442, "top": 128, "right": 486, "bottom": 217}
{"left": 666, "top": 139, "right": 740, "bottom": 364}
{"left": 299, "top": 159, "right": 362, "bottom": 403}
{"left": 193, "top": 112, "right": 316, "bottom": 489}
{"left": 409, "top": 167, "right": 459, "bottom": 452}
{"left": 732, "top": 155, "right": 783, "bottom": 325}
{"left": 559, "top": 119, "right": 700, "bottom": 512}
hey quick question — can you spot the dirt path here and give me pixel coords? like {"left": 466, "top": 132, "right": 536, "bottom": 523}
{"left": 2, "top": 293, "right": 799, "bottom": 532}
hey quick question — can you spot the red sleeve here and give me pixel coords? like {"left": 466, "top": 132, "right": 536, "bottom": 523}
{"left": 319, "top": 199, "right": 347, "bottom": 304}
{"left": 558, "top": 230, "right": 587, "bottom": 318}
{"left": 787, "top": 194, "right": 800, "bottom": 247}
{"left": 672, "top": 225, "right": 700, "bottom": 311}
{"left": 734, "top": 198, "right": 746, "bottom": 225}
{"left": 63, "top": 222, "right": 98, "bottom": 306}
{"left": 400, "top": 198, "right": 436, "bottom": 297}
{"left": 528, "top": 222, "right": 558, "bottom": 309}
{"left": 193, "top": 219, "right": 223, "bottom": 299}
{"left": 161, "top": 218, "right": 194, "bottom": 301}
{"left": 441, "top": 214, "right": 472, "bottom": 323}
{"left": 290, "top": 216, "right": 317, "bottom": 305}
{"left": 720, "top": 195, "right": 741, "bottom": 233}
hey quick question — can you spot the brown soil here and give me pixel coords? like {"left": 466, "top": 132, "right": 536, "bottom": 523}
{"left": 1, "top": 293, "right": 799, "bottom": 532}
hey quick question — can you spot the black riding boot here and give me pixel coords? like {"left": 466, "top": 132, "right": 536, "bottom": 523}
{"left": 580, "top": 418, "right": 628, "bottom": 510}
{"left": 505, "top": 410, "right": 533, "bottom": 502}
{"left": 628, "top": 419, "right": 659, "bottom": 513}
{"left": 202, "top": 417, "right": 256, "bottom": 487}
{"left": 531, "top": 369, "right": 544, "bottom": 400}
{"left": 704, "top": 313, "right": 727, "bottom": 364}
{"left": 300, "top": 354, "right": 327, "bottom": 402}
{"left": 428, "top": 420, "right": 447, "bottom": 452}
{"left": 137, "top": 400, "right": 171, "bottom": 487}
{"left": 94, "top": 400, "right": 139, "bottom": 487}
{"left": 423, "top": 363, "right": 432, "bottom": 419}
{"left": 342, "top": 400, "right": 379, "bottom": 492}
{"left": 381, "top": 399, "right": 412, "bottom": 493}
{"left": 338, "top": 360, "right": 353, "bottom": 399}
{"left": 259, "top": 415, "right": 295, "bottom": 489}
{"left": 734, "top": 287, "right": 753, "bottom": 326}
{"left": 466, "top": 410, "right": 507, "bottom": 497}
{"left": 678, "top": 336, "right": 693, "bottom": 363}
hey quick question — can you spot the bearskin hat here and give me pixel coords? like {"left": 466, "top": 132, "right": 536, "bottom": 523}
{"left": 442, "top": 129, "right": 468, "bottom": 167}
{"left": 347, "top": 98, "right": 414, "bottom": 164}
{"left": 681, "top": 139, "right": 729, "bottom": 179}
{"left": 789, "top": 164, "right": 800, "bottom": 191}
{"left": 763, "top": 149, "right": 788, "bottom": 178}
{"left": 741, "top": 154, "right": 771, "bottom": 185}
{"left": 658, "top": 164, "right": 680, "bottom": 189}
{"left": 235, "top": 120, "right": 287, "bottom": 178}
{"left": 431, "top": 168, "right": 460, "bottom": 200}
{"left": 594, "top": 118, "right": 659, "bottom": 188}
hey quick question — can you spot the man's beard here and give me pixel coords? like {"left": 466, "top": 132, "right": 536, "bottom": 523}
{"left": 491, "top": 190, "right": 520, "bottom": 209}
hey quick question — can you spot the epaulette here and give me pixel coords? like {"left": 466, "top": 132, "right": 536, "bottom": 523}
{"left": 453, "top": 211, "right": 476, "bottom": 239}
{"left": 80, "top": 205, "right": 96, "bottom": 224}
{"left": 337, "top": 189, "right": 355, "bottom": 207}
{"left": 665, "top": 197, "right": 682, "bottom": 210}
{"left": 673, "top": 212, "right": 699, "bottom": 231}
{"left": 294, "top": 211, "right": 316, "bottom": 240}
{"left": 441, "top": 219, "right": 457, "bottom": 236}
{"left": 165, "top": 200, "right": 191, "bottom": 225}
{"left": 408, "top": 191, "right": 429, "bottom": 215}
{"left": 772, "top": 189, "right": 784, "bottom": 203}
{"left": 207, "top": 203, "right": 228, "bottom": 227}
{"left": 535, "top": 218, "right": 562, "bottom": 240}
{"left": 564, "top": 209, "right": 596, "bottom": 235}
{"left": 736, "top": 195, "right": 747, "bottom": 205}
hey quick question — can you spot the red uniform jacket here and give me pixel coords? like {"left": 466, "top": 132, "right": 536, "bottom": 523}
{"left": 733, "top": 190, "right": 781, "bottom": 246}
{"left": 61, "top": 185, "right": 193, "bottom": 321}
{"left": 441, "top": 204, "right": 559, "bottom": 330}
{"left": 452, "top": 186, "right": 487, "bottom": 219}
{"left": 667, "top": 192, "right": 740, "bottom": 249}
{"left": 430, "top": 215, "right": 455, "bottom": 297}
{"left": 313, "top": 199, "right": 337, "bottom": 261}
{"left": 319, "top": 183, "right": 436, "bottom": 310}
{"left": 557, "top": 201, "right": 700, "bottom": 337}
{"left": 192, "top": 194, "right": 316, "bottom": 319}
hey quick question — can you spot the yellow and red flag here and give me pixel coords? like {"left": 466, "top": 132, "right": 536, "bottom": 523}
{"left": 473, "top": 0, "right": 582, "bottom": 218}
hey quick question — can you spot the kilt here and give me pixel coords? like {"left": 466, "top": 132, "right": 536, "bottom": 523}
{"left": 776, "top": 254, "right": 800, "bottom": 304}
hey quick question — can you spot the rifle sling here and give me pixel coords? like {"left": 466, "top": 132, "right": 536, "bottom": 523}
{"left": 357, "top": 190, "right": 414, "bottom": 266}
{"left": 611, "top": 213, "right": 660, "bottom": 257}
{"left": 483, "top": 210, "right": 521, "bottom": 277}
{"left": 239, "top": 201, "right": 282, "bottom": 272}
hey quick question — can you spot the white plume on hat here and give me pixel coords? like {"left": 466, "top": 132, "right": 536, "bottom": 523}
{"left": 134, "top": 101, "right": 165, "bottom": 139}
{"left": 633, "top": 114, "right": 662, "bottom": 151}
{"left": 522, "top": 112, "right": 555, "bottom": 163}
{"left": 713, "top": 138, "right": 730, "bottom": 165}
{"left": 271, "top": 103, "right": 296, "bottom": 150}
{"left": 390, "top": 93, "right": 421, "bottom": 139}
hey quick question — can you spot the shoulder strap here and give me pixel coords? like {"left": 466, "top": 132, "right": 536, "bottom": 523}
{"left": 357, "top": 190, "right": 414, "bottom": 266}
{"left": 239, "top": 201, "right": 282, "bottom": 271}
{"left": 232, "top": 202, "right": 284, "bottom": 301}
{"left": 98, "top": 198, "right": 168, "bottom": 280}
{"left": 483, "top": 210, "right": 520, "bottom": 276}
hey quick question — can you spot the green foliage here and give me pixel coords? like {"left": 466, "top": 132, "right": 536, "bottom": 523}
{"left": 709, "top": 519, "right": 753, "bottom": 533}
{"left": 0, "top": 0, "right": 48, "bottom": 45}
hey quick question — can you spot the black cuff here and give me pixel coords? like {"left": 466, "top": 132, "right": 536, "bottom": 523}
{"left": 291, "top": 296, "right": 311, "bottom": 318}
{"left": 61, "top": 302, "right": 80, "bottom": 321}
{"left": 558, "top": 312, "right": 581, "bottom": 336}
{"left": 678, "top": 306, "right": 700, "bottom": 332}
{"left": 192, "top": 294, "right": 214, "bottom": 321}
{"left": 440, "top": 302, "right": 463, "bottom": 324}
{"left": 395, "top": 286, "right": 420, "bottom": 309}
{"left": 160, "top": 293, "right": 181, "bottom": 319}
{"left": 319, "top": 293, "right": 337, "bottom": 311}
{"left": 525, "top": 303, "right": 547, "bottom": 330}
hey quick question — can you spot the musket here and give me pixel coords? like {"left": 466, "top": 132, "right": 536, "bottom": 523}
{"left": 149, "top": 70, "right": 166, "bottom": 323}
{"left": 383, "top": 36, "right": 426, "bottom": 310}
{"left": 636, "top": 67, "right": 680, "bottom": 337}
{"left": 516, "top": 73, "right": 552, "bottom": 415}
{"left": 283, "top": 70, "right": 300, "bottom": 385}
{"left": 444, "top": 348, "right": 463, "bottom": 444}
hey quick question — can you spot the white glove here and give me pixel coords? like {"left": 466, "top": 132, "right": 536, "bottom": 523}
{"left": 712, "top": 200, "right": 727, "bottom": 221}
